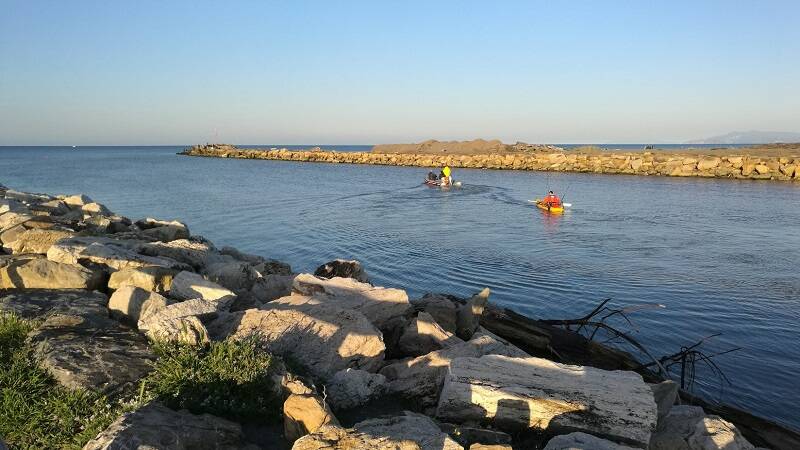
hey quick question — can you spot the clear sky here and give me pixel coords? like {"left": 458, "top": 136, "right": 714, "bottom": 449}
{"left": 1, "top": 1, "right": 798, "bottom": 145}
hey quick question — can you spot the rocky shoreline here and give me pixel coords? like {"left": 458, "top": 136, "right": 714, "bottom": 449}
{"left": 181, "top": 144, "right": 800, "bottom": 182}
{"left": 1, "top": 182, "right": 798, "bottom": 449}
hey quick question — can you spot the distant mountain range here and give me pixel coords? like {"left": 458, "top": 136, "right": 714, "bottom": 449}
{"left": 686, "top": 131, "right": 800, "bottom": 145}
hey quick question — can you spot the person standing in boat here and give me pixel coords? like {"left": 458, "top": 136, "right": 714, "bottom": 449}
{"left": 543, "top": 190, "right": 562, "bottom": 207}
{"left": 441, "top": 164, "right": 452, "bottom": 185}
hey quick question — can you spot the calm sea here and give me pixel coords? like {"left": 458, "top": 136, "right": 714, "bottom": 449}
{"left": 2, "top": 146, "right": 799, "bottom": 430}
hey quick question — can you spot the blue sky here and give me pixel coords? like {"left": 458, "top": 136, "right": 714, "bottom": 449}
{"left": 1, "top": 1, "right": 798, "bottom": 145}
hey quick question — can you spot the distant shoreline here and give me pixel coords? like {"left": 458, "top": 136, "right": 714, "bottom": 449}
{"left": 181, "top": 143, "right": 800, "bottom": 182}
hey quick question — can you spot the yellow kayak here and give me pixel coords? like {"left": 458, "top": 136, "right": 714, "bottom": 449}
{"left": 534, "top": 199, "right": 564, "bottom": 214}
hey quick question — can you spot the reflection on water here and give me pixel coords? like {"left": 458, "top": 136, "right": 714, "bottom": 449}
{"left": 2, "top": 146, "right": 799, "bottom": 430}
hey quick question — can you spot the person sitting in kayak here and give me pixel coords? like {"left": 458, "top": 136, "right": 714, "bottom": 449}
{"left": 426, "top": 171, "right": 438, "bottom": 181}
{"left": 439, "top": 165, "right": 452, "bottom": 185}
{"left": 543, "top": 191, "right": 562, "bottom": 207}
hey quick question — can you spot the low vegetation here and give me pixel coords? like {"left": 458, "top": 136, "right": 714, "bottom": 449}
{"left": 0, "top": 314, "right": 278, "bottom": 449}
{"left": 142, "top": 335, "right": 279, "bottom": 421}
{"left": 0, "top": 313, "right": 124, "bottom": 450}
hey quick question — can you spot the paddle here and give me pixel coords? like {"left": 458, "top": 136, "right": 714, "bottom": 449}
{"left": 527, "top": 200, "right": 572, "bottom": 208}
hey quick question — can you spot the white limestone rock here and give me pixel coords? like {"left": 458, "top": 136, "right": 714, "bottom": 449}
{"left": 62, "top": 194, "right": 93, "bottom": 207}
{"left": 380, "top": 334, "right": 529, "bottom": 405}
{"left": 326, "top": 368, "right": 387, "bottom": 410}
{"left": 144, "top": 315, "right": 210, "bottom": 345}
{"left": 455, "top": 288, "right": 490, "bottom": 340}
{"left": 10, "top": 228, "right": 74, "bottom": 254}
{"left": 436, "top": 355, "right": 657, "bottom": 448}
{"left": 47, "top": 236, "right": 189, "bottom": 272}
{"left": 208, "top": 294, "right": 385, "bottom": 380}
{"left": 544, "top": 432, "right": 639, "bottom": 449}
{"left": 169, "top": 271, "right": 236, "bottom": 305}
{"left": 139, "top": 239, "right": 218, "bottom": 270}
{"left": 649, "top": 405, "right": 756, "bottom": 450}
{"left": 397, "top": 311, "right": 464, "bottom": 356}
{"left": 292, "top": 273, "right": 412, "bottom": 329}
{"left": 0, "top": 257, "right": 103, "bottom": 290}
{"left": 82, "top": 402, "right": 257, "bottom": 450}
{"left": 108, "top": 266, "right": 178, "bottom": 292}
{"left": 108, "top": 286, "right": 173, "bottom": 324}
{"left": 138, "top": 298, "right": 227, "bottom": 332}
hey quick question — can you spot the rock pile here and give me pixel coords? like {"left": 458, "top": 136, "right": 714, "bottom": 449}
{"left": 181, "top": 145, "right": 800, "bottom": 182}
{"left": 0, "top": 184, "right": 772, "bottom": 449}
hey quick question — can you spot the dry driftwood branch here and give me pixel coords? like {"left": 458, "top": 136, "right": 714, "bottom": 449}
{"left": 542, "top": 299, "right": 669, "bottom": 378}
{"left": 637, "top": 333, "right": 742, "bottom": 390}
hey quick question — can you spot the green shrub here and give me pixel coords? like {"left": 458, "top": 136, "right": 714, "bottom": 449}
{"left": 1, "top": 314, "right": 278, "bottom": 448}
{"left": 0, "top": 313, "right": 126, "bottom": 450}
{"left": 143, "top": 336, "right": 278, "bottom": 421}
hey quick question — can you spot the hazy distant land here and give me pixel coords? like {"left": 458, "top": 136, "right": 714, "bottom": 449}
{"left": 686, "top": 130, "right": 800, "bottom": 145}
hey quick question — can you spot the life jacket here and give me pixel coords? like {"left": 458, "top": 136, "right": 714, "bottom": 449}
{"left": 544, "top": 194, "right": 561, "bottom": 206}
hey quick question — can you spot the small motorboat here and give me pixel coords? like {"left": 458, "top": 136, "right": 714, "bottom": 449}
{"left": 424, "top": 179, "right": 462, "bottom": 188}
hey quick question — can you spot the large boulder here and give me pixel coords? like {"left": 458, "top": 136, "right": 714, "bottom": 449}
{"left": 10, "top": 228, "right": 74, "bottom": 254}
{"left": 144, "top": 315, "right": 210, "bottom": 345}
{"left": 4, "top": 189, "right": 53, "bottom": 203}
{"left": 139, "top": 239, "right": 218, "bottom": 270}
{"left": 62, "top": 194, "right": 93, "bottom": 208}
{"left": 0, "top": 257, "right": 103, "bottom": 290}
{"left": 204, "top": 260, "right": 260, "bottom": 294}
{"left": 438, "top": 424, "right": 512, "bottom": 449}
{"left": 169, "top": 271, "right": 236, "bottom": 304}
{"left": 208, "top": 294, "right": 385, "bottom": 380}
{"left": 649, "top": 405, "right": 757, "bottom": 450}
{"left": 455, "top": 288, "right": 490, "bottom": 340}
{"left": 313, "top": 259, "right": 368, "bottom": 282}
{"left": 81, "top": 202, "right": 112, "bottom": 216}
{"left": 0, "top": 289, "right": 108, "bottom": 320}
{"left": 254, "top": 258, "right": 293, "bottom": 276}
{"left": 436, "top": 355, "right": 657, "bottom": 448}
{"left": 544, "top": 432, "right": 639, "bottom": 449}
{"left": 0, "top": 198, "right": 27, "bottom": 214}
{"left": 292, "top": 274, "right": 412, "bottom": 329}
{"left": 292, "top": 411, "right": 463, "bottom": 450}
{"left": 412, "top": 294, "right": 459, "bottom": 333}
{"left": 108, "top": 286, "right": 173, "bottom": 324}
{"left": 380, "top": 334, "right": 529, "bottom": 405}
{"left": 397, "top": 312, "right": 463, "bottom": 356}
{"left": 31, "top": 199, "right": 70, "bottom": 215}
{"left": 0, "top": 224, "right": 27, "bottom": 250}
{"left": 47, "top": 236, "right": 189, "bottom": 272}
{"left": 650, "top": 380, "right": 679, "bottom": 422}
{"left": 83, "top": 402, "right": 257, "bottom": 450}
{"left": 0, "top": 211, "right": 33, "bottom": 232}
{"left": 138, "top": 298, "right": 227, "bottom": 331}
{"left": 135, "top": 217, "right": 189, "bottom": 232}
{"left": 141, "top": 224, "right": 190, "bottom": 242}
{"left": 219, "top": 246, "right": 266, "bottom": 265}
{"left": 249, "top": 273, "right": 297, "bottom": 302}
{"left": 354, "top": 412, "right": 462, "bottom": 450}
{"left": 291, "top": 425, "right": 420, "bottom": 450}
{"left": 108, "top": 266, "right": 178, "bottom": 292}
{"left": 28, "top": 311, "right": 154, "bottom": 394}
{"left": 284, "top": 393, "right": 340, "bottom": 442}
{"left": 325, "top": 368, "right": 387, "bottom": 410}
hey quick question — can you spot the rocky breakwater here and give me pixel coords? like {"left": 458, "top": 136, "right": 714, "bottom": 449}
{"left": 181, "top": 143, "right": 800, "bottom": 182}
{"left": 0, "top": 182, "right": 788, "bottom": 449}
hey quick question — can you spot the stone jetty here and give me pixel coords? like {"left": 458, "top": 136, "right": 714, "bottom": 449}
{"left": 0, "top": 182, "right": 790, "bottom": 449}
{"left": 181, "top": 143, "right": 800, "bottom": 182}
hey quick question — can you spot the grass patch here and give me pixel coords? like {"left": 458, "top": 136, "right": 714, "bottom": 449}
{"left": 142, "top": 335, "right": 278, "bottom": 421}
{"left": 1, "top": 314, "right": 278, "bottom": 448}
{"left": 0, "top": 313, "right": 128, "bottom": 450}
